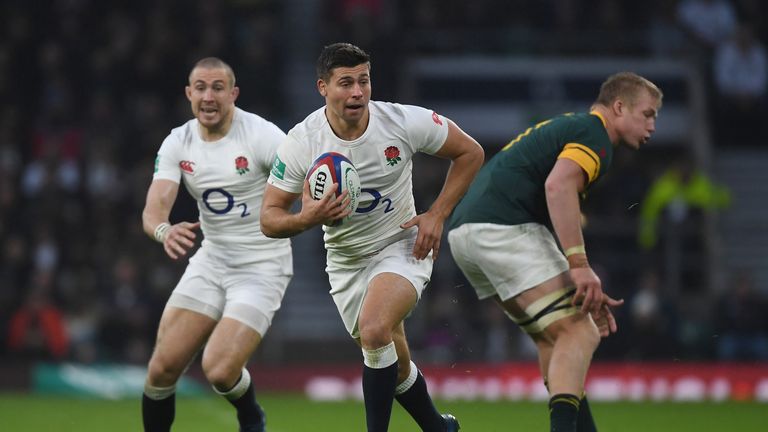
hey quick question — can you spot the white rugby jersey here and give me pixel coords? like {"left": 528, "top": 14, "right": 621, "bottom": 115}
{"left": 154, "top": 107, "right": 291, "bottom": 256}
{"left": 268, "top": 101, "right": 449, "bottom": 267}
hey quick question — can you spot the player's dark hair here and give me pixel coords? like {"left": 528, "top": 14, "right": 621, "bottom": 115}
{"left": 595, "top": 72, "right": 662, "bottom": 107}
{"left": 316, "top": 43, "right": 371, "bottom": 81}
{"left": 190, "top": 57, "right": 236, "bottom": 88}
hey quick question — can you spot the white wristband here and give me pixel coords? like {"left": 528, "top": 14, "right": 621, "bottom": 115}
{"left": 153, "top": 222, "right": 171, "bottom": 243}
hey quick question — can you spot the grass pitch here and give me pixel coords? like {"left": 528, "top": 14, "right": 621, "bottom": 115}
{"left": 1, "top": 393, "right": 765, "bottom": 431}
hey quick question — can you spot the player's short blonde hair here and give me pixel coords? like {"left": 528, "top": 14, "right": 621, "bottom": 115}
{"left": 595, "top": 72, "right": 663, "bottom": 108}
{"left": 189, "top": 57, "right": 236, "bottom": 88}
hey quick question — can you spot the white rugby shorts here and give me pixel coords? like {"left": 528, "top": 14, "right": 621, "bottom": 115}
{"left": 326, "top": 234, "right": 433, "bottom": 338}
{"left": 166, "top": 245, "right": 293, "bottom": 337}
{"left": 447, "top": 222, "right": 568, "bottom": 301}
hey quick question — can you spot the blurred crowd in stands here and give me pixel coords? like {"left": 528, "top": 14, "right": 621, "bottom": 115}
{"left": 1, "top": 0, "right": 767, "bottom": 368}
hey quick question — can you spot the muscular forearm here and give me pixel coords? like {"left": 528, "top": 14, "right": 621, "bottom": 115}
{"left": 260, "top": 207, "right": 311, "bottom": 238}
{"left": 545, "top": 180, "right": 585, "bottom": 257}
{"left": 142, "top": 179, "right": 179, "bottom": 241}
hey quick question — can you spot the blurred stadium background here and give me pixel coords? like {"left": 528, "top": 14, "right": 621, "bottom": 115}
{"left": 1, "top": 0, "right": 768, "bottom": 429}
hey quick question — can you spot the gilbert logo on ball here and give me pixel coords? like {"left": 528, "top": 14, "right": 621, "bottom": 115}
{"left": 306, "top": 152, "right": 362, "bottom": 224}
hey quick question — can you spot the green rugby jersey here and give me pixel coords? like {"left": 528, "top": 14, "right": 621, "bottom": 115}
{"left": 449, "top": 111, "right": 613, "bottom": 229}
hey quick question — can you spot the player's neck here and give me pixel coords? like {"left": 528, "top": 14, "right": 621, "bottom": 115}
{"left": 590, "top": 105, "right": 620, "bottom": 146}
{"left": 327, "top": 110, "right": 369, "bottom": 141}
{"left": 199, "top": 112, "right": 234, "bottom": 142}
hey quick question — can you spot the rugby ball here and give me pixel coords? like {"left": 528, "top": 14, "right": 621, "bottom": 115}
{"left": 306, "top": 152, "right": 361, "bottom": 222}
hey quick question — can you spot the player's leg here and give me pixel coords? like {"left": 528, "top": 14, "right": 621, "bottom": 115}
{"left": 532, "top": 337, "right": 598, "bottom": 432}
{"left": 143, "top": 307, "right": 217, "bottom": 432}
{"left": 451, "top": 223, "right": 599, "bottom": 432}
{"left": 543, "top": 314, "right": 599, "bottom": 432}
{"left": 498, "top": 296, "right": 598, "bottom": 432}
{"left": 522, "top": 290, "right": 600, "bottom": 432}
{"left": 543, "top": 315, "right": 599, "bottom": 396}
{"left": 202, "top": 318, "right": 265, "bottom": 431}
{"left": 392, "top": 323, "right": 457, "bottom": 431}
{"left": 205, "top": 257, "right": 291, "bottom": 432}
{"left": 542, "top": 315, "right": 598, "bottom": 432}
{"left": 357, "top": 271, "right": 417, "bottom": 432}
{"left": 496, "top": 273, "right": 600, "bottom": 432}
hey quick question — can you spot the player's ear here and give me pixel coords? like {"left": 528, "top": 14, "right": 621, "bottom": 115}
{"left": 612, "top": 99, "right": 624, "bottom": 116}
{"left": 185, "top": 86, "right": 193, "bottom": 101}
{"left": 317, "top": 79, "right": 327, "bottom": 97}
{"left": 231, "top": 86, "right": 240, "bottom": 101}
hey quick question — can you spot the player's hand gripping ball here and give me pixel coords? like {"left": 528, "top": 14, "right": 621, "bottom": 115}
{"left": 306, "top": 152, "right": 361, "bottom": 225}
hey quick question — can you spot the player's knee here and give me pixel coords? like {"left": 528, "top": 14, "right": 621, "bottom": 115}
{"left": 582, "top": 318, "right": 601, "bottom": 352}
{"left": 201, "top": 356, "right": 241, "bottom": 389}
{"left": 147, "top": 357, "right": 183, "bottom": 386}
{"left": 550, "top": 315, "right": 601, "bottom": 353}
{"left": 203, "top": 365, "right": 240, "bottom": 390}
{"left": 573, "top": 314, "right": 601, "bottom": 351}
{"left": 358, "top": 321, "right": 392, "bottom": 349}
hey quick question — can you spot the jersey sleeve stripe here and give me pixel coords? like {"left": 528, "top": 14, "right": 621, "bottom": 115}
{"left": 558, "top": 143, "right": 600, "bottom": 183}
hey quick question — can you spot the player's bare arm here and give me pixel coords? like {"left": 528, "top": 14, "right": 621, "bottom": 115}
{"left": 260, "top": 181, "right": 351, "bottom": 238}
{"left": 142, "top": 179, "right": 200, "bottom": 260}
{"left": 401, "top": 120, "right": 484, "bottom": 260}
{"left": 545, "top": 158, "right": 604, "bottom": 315}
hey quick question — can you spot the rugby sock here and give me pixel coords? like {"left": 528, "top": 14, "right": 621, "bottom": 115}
{"left": 395, "top": 361, "right": 444, "bottom": 431}
{"left": 577, "top": 394, "right": 597, "bottom": 432}
{"left": 362, "top": 342, "right": 399, "bottom": 432}
{"left": 214, "top": 368, "right": 265, "bottom": 428}
{"left": 142, "top": 384, "right": 176, "bottom": 432}
{"left": 549, "top": 393, "right": 580, "bottom": 432}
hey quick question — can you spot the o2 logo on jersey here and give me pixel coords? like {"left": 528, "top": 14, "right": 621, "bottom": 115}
{"left": 202, "top": 188, "right": 250, "bottom": 217}
{"left": 356, "top": 188, "right": 394, "bottom": 214}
